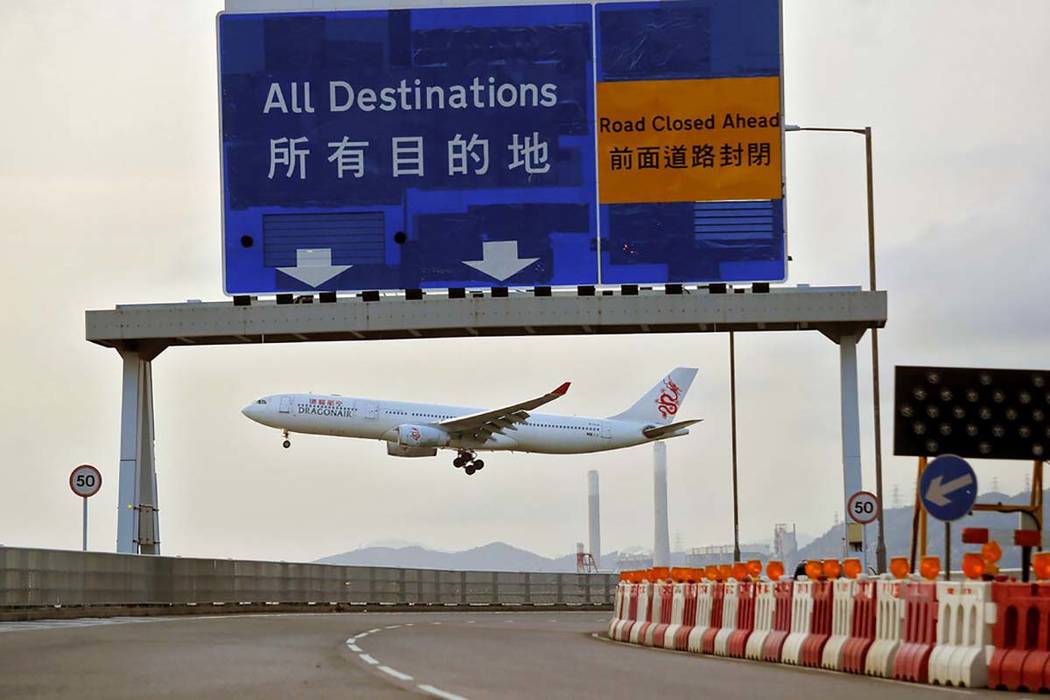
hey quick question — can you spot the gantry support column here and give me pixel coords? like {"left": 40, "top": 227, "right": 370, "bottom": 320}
{"left": 116, "top": 344, "right": 165, "bottom": 554}
{"left": 819, "top": 326, "right": 867, "bottom": 556}
{"left": 839, "top": 335, "right": 864, "bottom": 545}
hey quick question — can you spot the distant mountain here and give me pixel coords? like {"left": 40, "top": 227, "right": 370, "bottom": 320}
{"left": 318, "top": 541, "right": 616, "bottom": 572}
{"left": 797, "top": 488, "right": 1044, "bottom": 570}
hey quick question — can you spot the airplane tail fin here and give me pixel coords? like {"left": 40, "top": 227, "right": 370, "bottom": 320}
{"left": 609, "top": 368, "right": 698, "bottom": 425}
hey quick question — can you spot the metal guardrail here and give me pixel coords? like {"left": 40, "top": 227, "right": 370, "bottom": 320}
{"left": 0, "top": 547, "right": 614, "bottom": 608}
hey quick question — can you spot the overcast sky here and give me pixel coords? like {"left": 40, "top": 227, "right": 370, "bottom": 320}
{"left": 1, "top": 1, "right": 1047, "bottom": 562}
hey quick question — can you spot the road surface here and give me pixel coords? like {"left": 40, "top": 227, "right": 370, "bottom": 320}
{"left": 0, "top": 611, "right": 999, "bottom": 698}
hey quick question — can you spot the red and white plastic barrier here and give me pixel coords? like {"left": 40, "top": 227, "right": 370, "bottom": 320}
{"left": 841, "top": 578, "right": 878, "bottom": 674}
{"left": 762, "top": 580, "right": 795, "bottom": 662}
{"left": 821, "top": 578, "right": 858, "bottom": 670}
{"left": 928, "top": 580, "right": 995, "bottom": 688}
{"left": 799, "top": 579, "right": 834, "bottom": 667}
{"left": 892, "top": 581, "right": 938, "bottom": 683}
{"left": 726, "top": 580, "right": 757, "bottom": 658}
{"left": 713, "top": 579, "right": 742, "bottom": 656}
{"left": 644, "top": 582, "right": 675, "bottom": 647}
{"left": 745, "top": 580, "right": 777, "bottom": 660}
{"left": 609, "top": 568, "right": 1050, "bottom": 695}
{"left": 625, "top": 581, "right": 652, "bottom": 644}
{"left": 987, "top": 582, "right": 1050, "bottom": 692}
{"left": 609, "top": 582, "right": 628, "bottom": 640}
{"left": 671, "top": 583, "right": 699, "bottom": 651}
{"left": 658, "top": 583, "right": 686, "bottom": 650}
{"left": 631, "top": 581, "right": 658, "bottom": 645}
{"left": 865, "top": 578, "right": 906, "bottom": 677}
{"left": 781, "top": 578, "right": 816, "bottom": 665}
{"left": 686, "top": 582, "right": 723, "bottom": 653}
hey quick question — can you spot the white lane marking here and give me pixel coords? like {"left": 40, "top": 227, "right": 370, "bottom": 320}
{"left": 466, "top": 620, "right": 475, "bottom": 624}
{"left": 366, "top": 628, "right": 381, "bottom": 634}
{"left": 355, "top": 633, "right": 369, "bottom": 639}
{"left": 347, "top": 643, "right": 361, "bottom": 652}
{"left": 418, "top": 684, "right": 469, "bottom": 700}
{"left": 405, "top": 623, "right": 414, "bottom": 627}
{"left": 359, "top": 653, "right": 380, "bottom": 665}
{"left": 385, "top": 624, "right": 401, "bottom": 630}
{"left": 378, "top": 665, "right": 413, "bottom": 681}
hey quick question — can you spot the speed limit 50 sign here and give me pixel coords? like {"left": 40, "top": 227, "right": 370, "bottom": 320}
{"left": 847, "top": 490, "right": 880, "bottom": 525}
{"left": 69, "top": 465, "right": 102, "bottom": 498}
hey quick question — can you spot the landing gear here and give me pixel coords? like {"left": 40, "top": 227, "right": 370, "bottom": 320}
{"left": 282, "top": 430, "right": 291, "bottom": 449}
{"left": 453, "top": 450, "right": 484, "bottom": 475}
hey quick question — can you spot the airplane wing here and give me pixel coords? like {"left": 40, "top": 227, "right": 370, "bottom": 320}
{"left": 439, "top": 382, "right": 570, "bottom": 441}
{"left": 642, "top": 419, "right": 702, "bottom": 439}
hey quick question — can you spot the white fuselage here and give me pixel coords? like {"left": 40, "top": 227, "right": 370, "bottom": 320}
{"left": 243, "top": 393, "right": 668, "bottom": 454}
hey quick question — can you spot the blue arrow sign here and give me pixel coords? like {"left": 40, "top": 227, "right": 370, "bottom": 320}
{"left": 920, "top": 455, "right": 978, "bottom": 522}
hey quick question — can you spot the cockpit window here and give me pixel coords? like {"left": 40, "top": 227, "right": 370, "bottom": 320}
{"left": 256, "top": 399, "right": 267, "bottom": 405}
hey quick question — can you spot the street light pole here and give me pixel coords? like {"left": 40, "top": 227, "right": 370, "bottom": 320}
{"left": 730, "top": 330, "right": 741, "bottom": 563}
{"left": 786, "top": 124, "right": 887, "bottom": 573}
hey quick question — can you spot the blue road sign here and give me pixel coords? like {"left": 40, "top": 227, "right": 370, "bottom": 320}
{"left": 919, "top": 455, "right": 978, "bottom": 522}
{"left": 217, "top": 0, "right": 784, "bottom": 294}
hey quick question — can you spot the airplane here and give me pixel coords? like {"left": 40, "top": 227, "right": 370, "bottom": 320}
{"left": 241, "top": 367, "right": 699, "bottom": 476}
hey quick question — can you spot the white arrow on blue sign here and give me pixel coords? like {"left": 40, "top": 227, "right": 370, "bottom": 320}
{"left": 919, "top": 454, "right": 979, "bottom": 522}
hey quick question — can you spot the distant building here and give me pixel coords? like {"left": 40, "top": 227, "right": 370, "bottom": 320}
{"left": 773, "top": 523, "right": 799, "bottom": 570}
{"left": 616, "top": 553, "right": 653, "bottom": 571}
{"left": 683, "top": 543, "right": 769, "bottom": 567}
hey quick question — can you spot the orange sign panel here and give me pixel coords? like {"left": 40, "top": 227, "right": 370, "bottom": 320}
{"left": 597, "top": 76, "right": 782, "bottom": 205}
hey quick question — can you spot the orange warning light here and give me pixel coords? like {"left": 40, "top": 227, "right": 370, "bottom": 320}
{"left": 705, "top": 566, "right": 720, "bottom": 581}
{"left": 804, "top": 560, "right": 823, "bottom": 579}
{"left": 766, "top": 560, "right": 785, "bottom": 580}
{"left": 962, "top": 553, "right": 985, "bottom": 580}
{"left": 890, "top": 557, "right": 910, "bottom": 580}
{"left": 920, "top": 556, "right": 941, "bottom": 581}
{"left": 719, "top": 564, "right": 733, "bottom": 581}
{"left": 822, "top": 560, "right": 842, "bottom": 579}
{"left": 1034, "top": 553, "right": 1050, "bottom": 581}
{"left": 982, "top": 540, "right": 1003, "bottom": 564}
{"left": 731, "top": 562, "right": 749, "bottom": 580}
{"left": 747, "top": 560, "right": 763, "bottom": 577}
{"left": 651, "top": 567, "right": 670, "bottom": 581}
{"left": 843, "top": 558, "right": 863, "bottom": 579}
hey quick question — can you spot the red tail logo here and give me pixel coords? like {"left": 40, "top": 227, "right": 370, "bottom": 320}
{"left": 656, "top": 377, "right": 682, "bottom": 418}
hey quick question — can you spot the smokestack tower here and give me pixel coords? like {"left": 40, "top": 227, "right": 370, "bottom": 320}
{"left": 653, "top": 442, "right": 671, "bottom": 567}
{"left": 588, "top": 470, "right": 601, "bottom": 569}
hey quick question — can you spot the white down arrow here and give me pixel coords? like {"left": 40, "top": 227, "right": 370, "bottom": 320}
{"left": 277, "top": 248, "right": 352, "bottom": 287}
{"left": 462, "top": 241, "right": 539, "bottom": 282}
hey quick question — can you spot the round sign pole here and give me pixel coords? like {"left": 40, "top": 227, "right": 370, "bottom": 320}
{"left": 69, "top": 465, "right": 102, "bottom": 552}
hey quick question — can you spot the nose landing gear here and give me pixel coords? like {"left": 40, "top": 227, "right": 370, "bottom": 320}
{"left": 282, "top": 430, "right": 291, "bottom": 449}
{"left": 453, "top": 450, "right": 485, "bottom": 475}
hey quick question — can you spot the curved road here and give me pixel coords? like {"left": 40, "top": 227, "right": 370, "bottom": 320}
{"left": 0, "top": 611, "right": 997, "bottom": 698}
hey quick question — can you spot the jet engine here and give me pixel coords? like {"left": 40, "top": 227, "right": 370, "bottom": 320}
{"left": 387, "top": 443, "right": 437, "bottom": 458}
{"left": 396, "top": 424, "right": 450, "bottom": 448}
